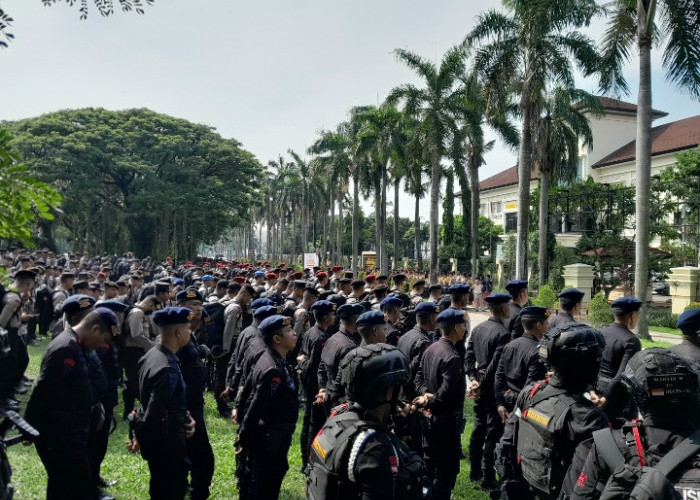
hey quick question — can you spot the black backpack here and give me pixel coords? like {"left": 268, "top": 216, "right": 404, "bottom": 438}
{"left": 200, "top": 302, "right": 225, "bottom": 348}
{"left": 593, "top": 426, "right": 700, "bottom": 500}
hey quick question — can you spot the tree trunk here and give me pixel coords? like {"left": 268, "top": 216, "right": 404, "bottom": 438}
{"left": 352, "top": 175, "right": 359, "bottom": 276}
{"left": 393, "top": 176, "right": 400, "bottom": 270}
{"left": 322, "top": 206, "right": 327, "bottom": 265}
{"left": 374, "top": 178, "right": 382, "bottom": 273}
{"left": 266, "top": 198, "right": 272, "bottom": 261}
{"left": 516, "top": 100, "right": 535, "bottom": 279}
{"left": 538, "top": 169, "right": 550, "bottom": 286}
{"left": 415, "top": 194, "right": 422, "bottom": 269}
{"left": 380, "top": 169, "right": 389, "bottom": 274}
{"left": 429, "top": 144, "right": 441, "bottom": 283}
{"left": 337, "top": 192, "right": 343, "bottom": 266}
{"left": 330, "top": 191, "right": 336, "bottom": 264}
{"left": 468, "top": 158, "right": 480, "bottom": 276}
{"left": 634, "top": 3, "right": 653, "bottom": 340}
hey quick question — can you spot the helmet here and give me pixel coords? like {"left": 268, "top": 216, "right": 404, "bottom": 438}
{"left": 622, "top": 348, "right": 699, "bottom": 417}
{"left": 339, "top": 344, "right": 409, "bottom": 409}
{"left": 539, "top": 322, "right": 605, "bottom": 390}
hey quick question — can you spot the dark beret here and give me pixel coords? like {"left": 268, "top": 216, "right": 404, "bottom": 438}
{"left": 251, "top": 297, "right": 274, "bottom": 309}
{"left": 254, "top": 305, "right": 281, "bottom": 321}
{"left": 415, "top": 301, "right": 439, "bottom": 315}
{"left": 677, "top": 308, "right": 700, "bottom": 337}
{"left": 311, "top": 300, "right": 337, "bottom": 315}
{"left": 448, "top": 283, "right": 470, "bottom": 295}
{"left": 380, "top": 297, "right": 403, "bottom": 310}
{"left": 521, "top": 306, "right": 550, "bottom": 320}
{"left": 337, "top": 303, "right": 365, "bottom": 319}
{"left": 559, "top": 288, "right": 585, "bottom": 302}
{"left": 152, "top": 306, "right": 193, "bottom": 327}
{"left": 611, "top": 297, "right": 643, "bottom": 312}
{"left": 176, "top": 288, "right": 203, "bottom": 304}
{"left": 505, "top": 279, "right": 528, "bottom": 293}
{"left": 437, "top": 308, "right": 468, "bottom": 324}
{"left": 356, "top": 310, "right": 386, "bottom": 326}
{"left": 62, "top": 294, "right": 95, "bottom": 316}
{"left": 95, "top": 299, "right": 129, "bottom": 313}
{"left": 259, "top": 315, "right": 291, "bottom": 339}
{"left": 485, "top": 293, "right": 511, "bottom": 305}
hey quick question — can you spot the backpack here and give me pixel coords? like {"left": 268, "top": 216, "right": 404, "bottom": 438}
{"left": 593, "top": 426, "right": 700, "bottom": 500}
{"left": 200, "top": 301, "right": 226, "bottom": 348}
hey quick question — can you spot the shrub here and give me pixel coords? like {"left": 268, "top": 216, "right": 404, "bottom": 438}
{"left": 533, "top": 284, "right": 558, "bottom": 310}
{"left": 684, "top": 302, "right": 700, "bottom": 311}
{"left": 646, "top": 309, "right": 678, "bottom": 329}
{"left": 588, "top": 292, "right": 613, "bottom": 327}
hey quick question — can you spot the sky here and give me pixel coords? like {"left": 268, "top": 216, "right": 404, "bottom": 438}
{"left": 2, "top": 0, "right": 700, "bottom": 222}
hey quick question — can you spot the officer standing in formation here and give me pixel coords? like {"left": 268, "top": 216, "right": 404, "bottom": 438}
{"left": 671, "top": 308, "right": 700, "bottom": 370}
{"left": 505, "top": 279, "right": 529, "bottom": 340}
{"left": 547, "top": 288, "right": 584, "bottom": 329}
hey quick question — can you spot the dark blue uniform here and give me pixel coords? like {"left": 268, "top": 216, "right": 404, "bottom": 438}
{"left": 318, "top": 327, "right": 361, "bottom": 409}
{"left": 138, "top": 344, "right": 189, "bottom": 500}
{"left": 597, "top": 322, "right": 641, "bottom": 423}
{"left": 506, "top": 302, "right": 524, "bottom": 340}
{"left": 494, "top": 332, "right": 546, "bottom": 411}
{"left": 397, "top": 325, "right": 434, "bottom": 401}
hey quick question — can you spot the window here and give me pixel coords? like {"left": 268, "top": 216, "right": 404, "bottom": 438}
{"left": 491, "top": 201, "right": 502, "bottom": 214}
{"left": 576, "top": 157, "right": 583, "bottom": 179}
{"left": 505, "top": 212, "right": 517, "bottom": 232}
{"left": 480, "top": 204, "right": 486, "bottom": 215}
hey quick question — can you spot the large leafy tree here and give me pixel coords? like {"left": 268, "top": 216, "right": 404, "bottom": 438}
{"left": 599, "top": 0, "right": 700, "bottom": 338}
{"left": 388, "top": 46, "right": 467, "bottom": 283}
{"left": 465, "top": 0, "right": 602, "bottom": 279}
{"left": 6, "top": 108, "right": 262, "bottom": 259}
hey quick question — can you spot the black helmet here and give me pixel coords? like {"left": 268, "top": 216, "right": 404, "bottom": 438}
{"left": 623, "top": 348, "right": 699, "bottom": 417}
{"left": 539, "top": 322, "right": 605, "bottom": 390}
{"left": 339, "top": 344, "right": 409, "bottom": 409}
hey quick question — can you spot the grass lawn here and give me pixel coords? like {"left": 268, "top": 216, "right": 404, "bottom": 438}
{"left": 8, "top": 341, "right": 490, "bottom": 500}
{"left": 648, "top": 325, "right": 682, "bottom": 336}
{"left": 640, "top": 338, "right": 672, "bottom": 349}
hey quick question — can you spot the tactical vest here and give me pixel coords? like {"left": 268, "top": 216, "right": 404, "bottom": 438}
{"left": 516, "top": 382, "right": 580, "bottom": 497}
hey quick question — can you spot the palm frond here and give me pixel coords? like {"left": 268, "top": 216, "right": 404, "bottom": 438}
{"left": 660, "top": 0, "right": 700, "bottom": 98}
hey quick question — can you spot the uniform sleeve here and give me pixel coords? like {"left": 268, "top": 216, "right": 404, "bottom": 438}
{"left": 318, "top": 356, "right": 329, "bottom": 390}
{"left": 494, "top": 349, "right": 508, "bottom": 407}
{"left": 0, "top": 294, "right": 20, "bottom": 328}
{"left": 526, "top": 350, "right": 546, "bottom": 385}
{"left": 129, "top": 311, "right": 154, "bottom": 352}
{"left": 353, "top": 434, "right": 396, "bottom": 500}
{"left": 604, "top": 336, "right": 642, "bottom": 400}
{"left": 238, "top": 368, "right": 282, "bottom": 448}
{"left": 465, "top": 332, "right": 477, "bottom": 380}
{"left": 510, "top": 314, "right": 524, "bottom": 341}
{"left": 222, "top": 303, "right": 241, "bottom": 352}
{"left": 424, "top": 357, "right": 462, "bottom": 411}
{"left": 569, "top": 442, "right": 609, "bottom": 500}
{"left": 142, "top": 369, "right": 172, "bottom": 431}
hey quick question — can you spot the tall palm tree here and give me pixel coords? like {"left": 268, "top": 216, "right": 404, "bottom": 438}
{"left": 288, "top": 149, "right": 312, "bottom": 254}
{"left": 388, "top": 46, "right": 468, "bottom": 283}
{"left": 599, "top": 0, "right": 700, "bottom": 338}
{"left": 465, "top": 0, "right": 602, "bottom": 279}
{"left": 533, "top": 88, "right": 600, "bottom": 285}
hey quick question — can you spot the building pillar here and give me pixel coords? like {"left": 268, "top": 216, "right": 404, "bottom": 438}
{"left": 668, "top": 267, "right": 700, "bottom": 314}
{"left": 561, "top": 263, "right": 595, "bottom": 308}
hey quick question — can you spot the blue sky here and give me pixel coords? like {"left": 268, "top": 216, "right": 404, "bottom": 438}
{"left": 2, "top": 0, "right": 699, "bottom": 221}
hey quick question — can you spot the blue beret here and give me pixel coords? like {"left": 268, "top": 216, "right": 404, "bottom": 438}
{"left": 611, "top": 297, "right": 643, "bottom": 312}
{"left": 251, "top": 297, "right": 274, "bottom": 309}
{"left": 176, "top": 287, "right": 203, "bottom": 304}
{"left": 437, "top": 308, "right": 468, "bottom": 324}
{"left": 61, "top": 294, "right": 95, "bottom": 316}
{"left": 485, "top": 293, "right": 511, "bottom": 305}
{"left": 152, "top": 306, "right": 193, "bottom": 327}
{"left": 254, "top": 305, "right": 281, "bottom": 321}
{"left": 356, "top": 310, "right": 386, "bottom": 326}
{"left": 95, "top": 299, "right": 129, "bottom": 313}
{"left": 521, "top": 306, "right": 549, "bottom": 320}
{"left": 337, "top": 303, "right": 365, "bottom": 319}
{"left": 505, "top": 279, "right": 528, "bottom": 293}
{"left": 172, "top": 278, "right": 185, "bottom": 286}
{"left": 677, "top": 308, "right": 700, "bottom": 336}
{"left": 259, "top": 314, "right": 291, "bottom": 339}
{"left": 380, "top": 297, "right": 403, "bottom": 310}
{"left": 254, "top": 270, "right": 265, "bottom": 278}
{"left": 311, "top": 300, "right": 337, "bottom": 315}
{"left": 201, "top": 274, "right": 212, "bottom": 282}
{"left": 559, "top": 288, "right": 585, "bottom": 301}
{"left": 415, "top": 301, "right": 439, "bottom": 315}
{"left": 94, "top": 307, "right": 120, "bottom": 331}
{"left": 448, "top": 283, "right": 470, "bottom": 294}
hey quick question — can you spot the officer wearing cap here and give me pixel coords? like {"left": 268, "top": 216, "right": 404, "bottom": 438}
{"left": 25, "top": 308, "right": 120, "bottom": 500}
{"left": 548, "top": 288, "right": 585, "bottom": 329}
{"left": 51, "top": 271, "right": 74, "bottom": 336}
{"left": 294, "top": 286, "right": 319, "bottom": 339}
{"left": 317, "top": 303, "right": 364, "bottom": 410}
{"left": 236, "top": 315, "right": 298, "bottom": 499}
{"left": 398, "top": 301, "right": 439, "bottom": 402}
{"left": 494, "top": 305, "right": 548, "bottom": 425}
{"left": 391, "top": 273, "right": 407, "bottom": 294}
{"left": 380, "top": 296, "right": 404, "bottom": 346}
{"left": 356, "top": 310, "right": 387, "bottom": 345}
{"left": 409, "top": 280, "right": 426, "bottom": 306}
{"left": 413, "top": 308, "right": 469, "bottom": 499}
{"left": 590, "top": 297, "right": 642, "bottom": 424}
{"left": 345, "top": 280, "right": 366, "bottom": 304}
{"left": 505, "top": 279, "right": 529, "bottom": 340}
{"left": 428, "top": 283, "right": 444, "bottom": 303}
{"left": 296, "top": 300, "right": 337, "bottom": 470}
{"left": 671, "top": 308, "right": 700, "bottom": 371}
{"left": 466, "top": 292, "right": 512, "bottom": 490}
{"left": 129, "top": 307, "right": 196, "bottom": 500}
{"left": 227, "top": 298, "right": 275, "bottom": 389}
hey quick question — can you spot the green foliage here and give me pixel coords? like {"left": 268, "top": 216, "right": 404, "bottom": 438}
{"left": 685, "top": 302, "right": 700, "bottom": 311}
{"left": 646, "top": 309, "right": 679, "bottom": 329}
{"left": 533, "top": 284, "right": 558, "bottom": 309}
{"left": 0, "top": 129, "right": 62, "bottom": 246}
{"left": 5, "top": 108, "right": 263, "bottom": 259}
{"left": 640, "top": 338, "right": 673, "bottom": 349}
{"left": 588, "top": 292, "right": 614, "bottom": 328}
{"left": 442, "top": 170, "right": 455, "bottom": 245}
{"left": 548, "top": 244, "right": 580, "bottom": 291}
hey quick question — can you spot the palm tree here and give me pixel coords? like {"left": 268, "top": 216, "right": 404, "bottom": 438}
{"left": 533, "top": 88, "right": 600, "bottom": 285}
{"left": 388, "top": 46, "right": 468, "bottom": 283}
{"left": 599, "top": 0, "right": 700, "bottom": 338}
{"left": 465, "top": 0, "right": 602, "bottom": 279}
{"left": 288, "top": 149, "right": 313, "bottom": 254}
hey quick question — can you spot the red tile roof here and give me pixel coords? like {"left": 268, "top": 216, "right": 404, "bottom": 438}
{"left": 593, "top": 114, "right": 700, "bottom": 168}
{"left": 593, "top": 96, "right": 667, "bottom": 118}
{"left": 464, "top": 165, "right": 539, "bottom": 192}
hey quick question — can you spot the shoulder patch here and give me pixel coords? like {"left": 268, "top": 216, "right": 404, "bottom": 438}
{"left": 524, "top": 408, "right": 551, "bottom": 427}
{"left": 64, "top": 358, "right": 76, "bottom": 368}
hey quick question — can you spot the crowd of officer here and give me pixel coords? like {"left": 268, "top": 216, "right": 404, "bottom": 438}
{"left": 3, "top": 247, "right": 700, "bottom": 500}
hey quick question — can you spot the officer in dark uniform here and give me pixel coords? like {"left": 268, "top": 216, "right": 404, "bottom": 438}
{"left": 296, "top": 300, "right": 336, "bottom": 469}
{"left": 409, "top": 280, "right": 426, "bottom": 306}
{"left": 568, "top": 349, "right": 700, "bottom": 500}
{"left": 391, "top": 273, "right": 406, "bottom": 294}
{"left": 670, "top": 308, "right": 700, "bottom": 370}
{"left": 236, "top": 315, "right": 298, "bottom": 499}
{"left": 176, "top": 288, "right": 215, "bottom": 500}
{"left": 590, "top": 297, "right": 642, "bottom": 425}
{"left": 130, "top": 307, "right": 196, "bottom": 500}
{"left": 466, "top": 292, "right": 512, "bottom": 490}
{"left": 413, "top": 308, "right": 468, "bottom": 500}
{"left": 317, "top": 303, "right": 364, "bottom": 410}
{"left": 307, "top": 344, "right": 422, "bottom": 500}
{"left": 548, "top": 288, "right": 584, "bottom": 330}
{"left": 505, "top": 279, "right": 529, "bottom": 340}
{"left": 497, "top": 322, "right": 608, "bottom": 500}
{"left": 380, "top": 296, "right": 403, "bottom": 346}
{"left": 397, "top": 301, "right": 439, "bottom": 402}
{"left": 494, "top": 305, "right": 548, "bottom": 424}
{"left": 24, "top": 308, "right": 120, "bottom": 500}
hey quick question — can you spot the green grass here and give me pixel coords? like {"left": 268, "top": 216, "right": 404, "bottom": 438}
{"left": 8, "top": 341, "right": 489, "bottom": 500}
{"left": 648, "top": 325, "right": 682, "bottom": 336}
{"left": 640, "top": 338, "right": 672, "bottom": 349}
